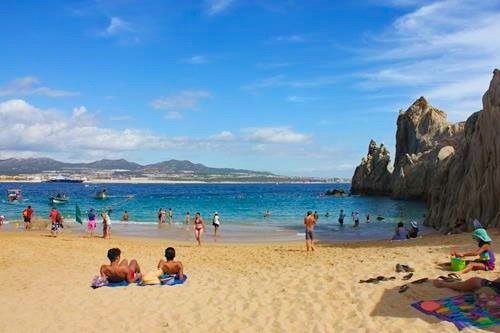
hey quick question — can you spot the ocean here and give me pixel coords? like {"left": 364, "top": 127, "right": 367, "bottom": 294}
{"left": 0, "top": 182, "right": 429, "bottom": 242}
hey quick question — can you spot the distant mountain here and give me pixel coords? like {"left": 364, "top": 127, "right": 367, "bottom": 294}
{"left": 141, "top": 159, "right": 273, "bottom": 175}
{"left": 0, "top": 157, "right": 275, "bottom": 176}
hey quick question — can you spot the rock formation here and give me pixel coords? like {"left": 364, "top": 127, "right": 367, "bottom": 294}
{"left": 351, "top": 69, "right": 500, "bottom": 231}
{"left": 351, "top": 140, "right": 392, "bottom": 195}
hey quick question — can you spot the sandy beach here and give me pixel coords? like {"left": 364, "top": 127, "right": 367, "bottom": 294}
{"left": 0, "top": 228, "right": 498, "bottom": 333}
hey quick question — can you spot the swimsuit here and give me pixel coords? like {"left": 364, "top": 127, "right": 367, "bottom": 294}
{"left": 480, "top": 249, "right": 496, "bottom": 271}
{"left": 481, "top": 279, "right": 500, "bottom": 294}
{"left": 195, "top": 219, "right": 203, "bottom": 230}
{"left": 305, "top": 229, "right": 314, "bottom": 240}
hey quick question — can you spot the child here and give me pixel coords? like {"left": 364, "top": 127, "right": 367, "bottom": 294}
{"left": 392, "top": 222, "right": 407, "bottom": 240}
{"left": 87, "top": 208, "right": 97, "bottom": 237}
{"left": 185, "top": 211, "right": 191, "bottom": 224}
{"left": 451, "top": 228, "right": 495, "bottom": 273}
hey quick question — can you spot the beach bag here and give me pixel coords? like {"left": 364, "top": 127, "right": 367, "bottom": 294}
{"left": 91, "top": 276, "right": 109, "bottom": 288}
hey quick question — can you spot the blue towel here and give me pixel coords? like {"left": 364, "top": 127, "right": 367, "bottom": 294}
{"left": 106, "top": 281, "right": 129, "bottom": 287}
{"left": 161, "top": 274, "right": 188, "bottom": 286}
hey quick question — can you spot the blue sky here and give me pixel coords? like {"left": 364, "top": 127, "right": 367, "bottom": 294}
{"left": 1, "top": 0, "right": 499, "bottom": 177}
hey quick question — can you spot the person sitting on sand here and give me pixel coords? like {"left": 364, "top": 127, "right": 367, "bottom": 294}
{"left": 447, "top": 217, "right": 467, "bottom": 235}
{"left": 391, "top": 222, "right": 407, "bottom": 240}
{"left": 407, "top": 221, "right": 419, "bottom": 239}
{"left": 157, "top": 247, "right": 184, "bottom": 280}
{"left": 447, "top": 228, "right": 495, "bottom": 273}
{"left": 100, "top": 248, "right": 141, "bottom": 283}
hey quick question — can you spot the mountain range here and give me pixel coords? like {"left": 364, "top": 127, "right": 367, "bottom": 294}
{"left": 0, "top": 157, "right": 275, "bottom": 177}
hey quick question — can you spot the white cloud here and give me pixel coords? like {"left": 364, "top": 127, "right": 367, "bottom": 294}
{"left": 275, "top": 35, "right": 305, "bottom": 43}
{"left": 0, "top": 77, "right": 79, "bottom": 97}
{"left": 210, "top": 131, "right": 234, "bottom": 141}
{"left": 0, "top": 99, "right": 180, "bottom": 154}
{"left": 242, "top": 126, "right": 310, "bottom": 144}
{"left": 206, "top": 0, "right": 235, "bottom": 15}
{"left": 182, "top": 55, "right": 210, "bottom": 64}
{"left": 165, "top": 111, "right": 182, "bottom": 120}
{"left": 151, "top": 90, "right": 212, "bottom": 110}
{"left": 361, "top": 0, "right": 500, "bottom": 119}
{"left": 102, "top": 17, "right": 132, "bottom": 36}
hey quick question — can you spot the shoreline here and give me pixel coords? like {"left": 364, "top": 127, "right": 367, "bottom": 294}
{"left": 0, "top": 179, "right": 349, "bottom": 184}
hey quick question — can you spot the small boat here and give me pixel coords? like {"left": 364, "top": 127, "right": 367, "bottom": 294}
{"left": 49, "top": 193, "right": 69, "bottom": 204}
{"left": 7, "top": 189, "right": 22, "bottom": 203}
{"left": 95, "top": 189, "right": 108, "bottom": 200}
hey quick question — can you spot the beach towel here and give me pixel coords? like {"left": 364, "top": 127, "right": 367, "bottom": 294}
{"left": 160, "top": 273, "right": 187, "bottom": 286}
{"left": 412, "top": 293, "right": 500, "bottom": 330}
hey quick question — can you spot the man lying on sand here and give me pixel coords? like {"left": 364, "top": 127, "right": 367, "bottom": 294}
{"left": 157, "top": 247, "right": 184, "bottom": 279}
{"left": 100, "top": 248, "right": 142, "bottom": 283}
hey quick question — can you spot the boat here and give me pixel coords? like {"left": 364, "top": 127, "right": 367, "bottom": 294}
{"left": 7, "top": 189, "right": 22, "bottom": 202}
{"left": 95, "top": 189, "right": 108, "bottom": 200}
{"left": 49, "top": 193, "right": 69, "bottom": 204}
{"left": 43, "top": 175, "right": 84, "bottom": 183}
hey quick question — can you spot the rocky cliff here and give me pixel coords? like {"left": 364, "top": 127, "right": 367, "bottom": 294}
{"left": 352, "top": 69, "right": 500, "bottom": 231}
{"left": 351, "top": 140, "right": 392, "bottom": 195}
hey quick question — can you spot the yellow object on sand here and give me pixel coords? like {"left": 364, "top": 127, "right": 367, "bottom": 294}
{"left": 141, "top": 269, "right": 162, "bottom": 285}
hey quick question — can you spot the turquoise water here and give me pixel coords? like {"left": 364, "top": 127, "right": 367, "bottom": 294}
{"left": 0, "top": 182, "right": 428, "bottom": 241}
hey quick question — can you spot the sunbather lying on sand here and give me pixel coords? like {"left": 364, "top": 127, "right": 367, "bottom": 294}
{"left": 433, "top": 277, "right": 500, "bottom": 294}
{"left": 100, "top": 248, "right": 142, "bottom": 283}
{"left": 157, "top": 247, "right": 184, "bottom": 279}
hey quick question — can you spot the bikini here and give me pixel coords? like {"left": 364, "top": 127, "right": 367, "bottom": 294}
{"left": 195, "top": 218, "right": 203, "bottom": 230}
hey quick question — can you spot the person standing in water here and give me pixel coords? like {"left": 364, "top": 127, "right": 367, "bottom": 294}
{"left": 212, "top": 212, "right": 221, "bottom": 237}
{"left": 353, "top": 211, "right": 360, "bottom": 228}
{"left": 22, "top": 205, "right": 34, "bottom": 231}
{"left": 338, "top": 209, "right": 345, "bottom": 226}
{"left": 122, "top": 211, "right": 129, "bottom": 221}
{"left": 366, "top": 213, "right": 371, "bottom": 224}
{"left": 193, "top": 212, "right": 205, "bottom": 246}
{"left": 185, "top": 211, "right": 191, "bottom": 224}
{"left": 102, "top": 209, "right": 111, "bottom": 239}
{"left": 160, "top": 209, "right": 166, "bottom": 224}
{"left": 314, "top": 211, "right": 319, "bottom": 222}
{"left": 168, "top": 208, "right": 173, "bottom": 224}
{"left": 157, "top": 208, "right": 163, "bottom": 225}
{"left": 304, "top": 211, "right": 316, "bottom": 252}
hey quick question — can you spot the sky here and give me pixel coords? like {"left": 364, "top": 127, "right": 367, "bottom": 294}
{"left": 0, "top": 0, "right": 499, "bottom": 177}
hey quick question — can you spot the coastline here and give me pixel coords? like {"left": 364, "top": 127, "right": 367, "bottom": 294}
{"left": 0, "top": 179, "right": 350, "bottom": 184}
{"left": 0, "top": 229, "right": 498, "bottom": 332}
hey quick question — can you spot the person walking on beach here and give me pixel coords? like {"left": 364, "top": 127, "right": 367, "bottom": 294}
{"left": 49, "top": 207, "right": 63, "bottom": 237}
{"left": 22, "top": 205, "right": 34, "bottom": 230}
{"left": 168, "top": 208, "right": 173, "bottom": 224}
{"left": 87, "top": 208, "right": 97, "bottom": 237}
{"left": 212, "top": 212, "right": 220, "bottom": 237}
{"left": 102, "top": 209, "right": 111, "bottom": 239}
{"left": 304, "top": 211, "right": 316, "bottom": 252}
{"left": 193, "top": 212, "right": 205, "bottom": 246}
{"left": 338, "top": 209, "right": 345, "bottom": 226}
{"left": 185, "top": 211, "right": 190, "bottom": 224}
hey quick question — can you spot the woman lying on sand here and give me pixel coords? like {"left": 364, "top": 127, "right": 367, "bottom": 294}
{"left": 441, "top": 228, "right": 495, "bottom": 273}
